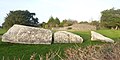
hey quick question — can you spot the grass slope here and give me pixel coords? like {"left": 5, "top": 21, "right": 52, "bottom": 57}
{"left": 0, "top": 29, "right": 120, "bottom": 60}
{"left": 96, "top": 30, "right": 120, "bottom": 41}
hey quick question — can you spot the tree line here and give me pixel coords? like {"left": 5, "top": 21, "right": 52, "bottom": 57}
{"left": 1, "top": 8, "right": 120, "bottom": 30}
{"left": 40, "top": 17, "right": 78, "bottom": 29}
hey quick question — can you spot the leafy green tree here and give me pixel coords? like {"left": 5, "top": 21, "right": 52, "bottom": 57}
{"left": 47, "top": 16, "right": 55, "bottom": 28}
{"left": 100, "top": 8, "right": 120, "bottom": 29}
{"left": 55, "top": 17, "right": 60, "bottom": 24}
{"left": 48, "top": 16, "right": 54, "bottom": 24}
{"left": 47, "top": 16, "right": 61, "bottom": 28}
{"left": 2, "top": 10, "right": 39, "bottom": 29}
{"left": 54, "top": 17, "right": 60, "bottom": 27}
{"left": 40, "top": 22, "right": 46, "bottom": 28}
{"left": 59, "top": 19, "right": 67, "bottom": 27}
{"left": 90, "top": 20, "right": 100, "bottom": 29}
{"left": 90, "top": 21, "right": 99, "bottom": 26}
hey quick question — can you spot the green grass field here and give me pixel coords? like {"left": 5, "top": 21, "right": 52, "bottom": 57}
{"left": 0, "top": 29, "right": 120, "bottom": 60}
{"left": 0, "top": 29, "right": 7, "bottom": 35}
{"left": 96, "top": 30, "right": 120, "bottom": 41}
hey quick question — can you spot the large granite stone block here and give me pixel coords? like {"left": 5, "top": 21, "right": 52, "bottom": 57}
{"left": 2, "top": 24, "right": 52, "bottom": 44}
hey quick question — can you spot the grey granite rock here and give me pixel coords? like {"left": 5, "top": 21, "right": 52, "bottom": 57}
{"left": 54, "top": 31, "right": 83, "bottom": 43}
{"left": 2, "top": 24, "right": 52, "bottom": 44}
{"left": 91, "top": 31, "right": 114, "bottom": 43}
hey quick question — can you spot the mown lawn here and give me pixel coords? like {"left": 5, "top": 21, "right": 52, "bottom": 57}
{"left": 0, "top": 29, "right": 120, "bottom": 60}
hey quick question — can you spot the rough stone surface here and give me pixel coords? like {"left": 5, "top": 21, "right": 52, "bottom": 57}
{"left": 2, "top": 24, "right": 52, "bottom": 44}
{"left": 54, "top": 31, "right": 83, "bottom": 43}
{"left": 91, "top": 31, "right": 114, "bottom": 43}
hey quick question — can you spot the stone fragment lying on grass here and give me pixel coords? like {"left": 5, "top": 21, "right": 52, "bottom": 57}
{"left": 54, "top": 31, "right": 83, "bottom": 43}
{"left": 91, "top": 31, "right": 114, "bottom": 43}
{"left": 2, "top": 24, "right": 52, "bottom": 44}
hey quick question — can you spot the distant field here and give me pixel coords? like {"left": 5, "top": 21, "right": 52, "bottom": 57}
{"left": 0, "top": 29, "right": 120, "bottom": 60}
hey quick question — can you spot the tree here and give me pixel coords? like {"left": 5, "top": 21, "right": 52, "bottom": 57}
{"left": 40, "top": 22, "right": 49, "bottom": 28}
{"left": 90, "top": 21, "right": 99, "bottom": 26}
{"left": 55, "top": 17, "right": 60, "bottom": 25}
{"left": 47, "top": 16, "right": 60, "bottom": 28}
{"left": 40, "top": 22, "right": 46, "bottom": 28}
{"left": 48, "top": 16, "right": 54, "bottom": 24}
{"left": 100, "top": 8, "right": 120, "bottom": 29}
{"left": 59, "top": 19, "right": 67, "bottom": 27}
{"left": 2, "top": 10, "right": 39, "bottom": 29}
{"left": 54, "top": 17, "right": 60, "bottom": 27}
{"left": 47, "top": 16, "right": 55, "bottom": 28}
{"left": 90, "top": 20, "right": 100, "bottom": 29}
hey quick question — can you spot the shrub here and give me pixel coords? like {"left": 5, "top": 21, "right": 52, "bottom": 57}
{"left": 65, "top": 42, "right": 120, "bottom": 60}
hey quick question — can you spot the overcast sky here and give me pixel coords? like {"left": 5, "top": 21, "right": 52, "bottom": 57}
{"left": 0, "top": 0, "right": 120, "bottom": 26}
